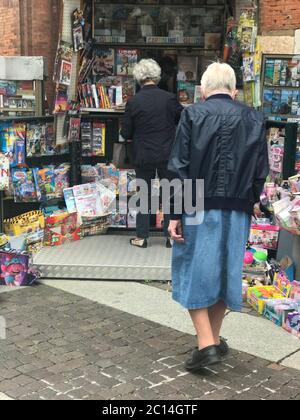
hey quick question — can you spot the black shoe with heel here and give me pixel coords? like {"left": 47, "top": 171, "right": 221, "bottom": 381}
{"left": 130, "top": 238, "right": 148, "bottom": 249}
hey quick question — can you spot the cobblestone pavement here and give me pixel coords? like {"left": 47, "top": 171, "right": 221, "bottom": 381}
{"left": 0, "top": 285, "right": 299, "bottom": 401}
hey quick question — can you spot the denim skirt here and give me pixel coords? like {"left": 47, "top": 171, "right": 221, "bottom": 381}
{"left": 172, "top": 210, "right": 251, "bottom": 311}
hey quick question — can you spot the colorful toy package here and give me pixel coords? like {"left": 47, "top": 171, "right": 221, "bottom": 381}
{"left": 33, "top": 166, "right": 56, "bottom": 201}
{"left": 44, "top": 212, "right": 81, "bottom": 247}
{"left": 283, "top": 312, "right": 300, "bottom": 338}
{"left": 247, "top": 286, "right": 288, "bottom": 314}
{"left": 263, "top": 298, "right": 299, "bottom": 327}
{"left": 249, "top": 224, "right": 280, "bottom": 251}
{"left": 0, "top": 154, "right": 10, "bottom": 191}
{"left": 0, "top": 252, "right": 30, "bottom": 286}
{"left": 4, "top": 210, "right": 45, "bottom": 236}
{"left": 54, "top": 163, "right": 70, "bottom": 198}
{"left": 12, "top": 168, "right": 37, "bottom": 203}
{"left": 290, "top": 281, "right": 300, "bottom": 305}
{"left": 0, "top": 122, "right": 26, "bottom": 166}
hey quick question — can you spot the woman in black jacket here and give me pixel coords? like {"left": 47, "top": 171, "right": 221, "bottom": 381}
{"left": 121, "top": 59, "right": 183, "bottom": 248}
{"left": 168, "top": 62, "right": 269, "bottom": 372}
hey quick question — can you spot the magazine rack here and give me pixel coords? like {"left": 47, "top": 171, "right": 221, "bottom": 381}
{"left": 261, "top": 54, "right": 300, "bottom": 120}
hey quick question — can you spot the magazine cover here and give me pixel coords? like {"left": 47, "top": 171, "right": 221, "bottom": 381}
{"left": 271, "top": 90, "right": 281, "bottom": 114}
{"left": 291, "top": 91, "right": 300, "bottom": 115}
{"left": 59, "top": 60, "right": 72, "bottom": 86}
{"left": 73, "top": 183, "right": 104, "bottom": 218}
{"left": 263, "top": 89, "right": 273, "bottom": 114}
{"left": 273, "top": 60, "right": 282, "bottom": 86}
{"left": 279, "top": 60, "right": 288, "bottom": 86}
{"left": 92, "top": 49, "right": 115, "bottom": 81}
{"left": 116, "top": 49, "right": 138, "bottom": 77}
{"left": 177, "top": 56, "right": 198, "bottom": 83}
{"left": 265, "top": 59, "right": 275, "bottom": 86}
{"left": 177, "top": 81, "right": 196, "bottom": 105}
{"left": 286, "top": 59, "right": 300, "bottom": 87}
{"left": 279, "top": 90, "right": 293, "bottom": 115}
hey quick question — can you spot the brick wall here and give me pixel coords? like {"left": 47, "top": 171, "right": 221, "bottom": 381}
{"left": 260, "top": 0, "right": 300, "bottom": 34}
{"left": 27, "top": 0, "right": 61, "bottom": 108}
{"left": 0, "top": 0, "right": 61, "bottom": 108}
{"left": 0, "top": 0, "right": 21, "bottom": 55}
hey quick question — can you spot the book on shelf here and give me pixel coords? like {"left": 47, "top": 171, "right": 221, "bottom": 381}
{"left": 79, "top": 80, "right": 132, "bottom": 110}
{"left": 116, "top": 49, "right": 138, "bottom": 77}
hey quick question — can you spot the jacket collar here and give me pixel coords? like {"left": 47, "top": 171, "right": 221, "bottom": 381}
{"left": 142, "top": 84, "right": 158, "bottom": 89}
{"left": 206, "top": 94, "right": 233, "bottom": 101}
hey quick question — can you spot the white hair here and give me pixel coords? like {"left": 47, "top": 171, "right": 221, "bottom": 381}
{"left": 201, "top": 62, "right": 236, "bottom": 94}
{"left": 133, "top": 59, "right": 162, "bottom": 85}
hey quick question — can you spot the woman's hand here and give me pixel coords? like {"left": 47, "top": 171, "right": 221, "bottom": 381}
{"left": 168, "top": 220, "right": 185, "bottom": 243}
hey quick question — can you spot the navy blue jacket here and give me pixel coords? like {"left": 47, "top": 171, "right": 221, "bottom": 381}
{"left": 168, "top": 94, "right": 269, "bottom": 219}
{"left": 121, "top": 85, "right": 183, "bottom": 167}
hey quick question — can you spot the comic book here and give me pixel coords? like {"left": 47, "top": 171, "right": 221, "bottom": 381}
{"left": 116, "top": 49, "right": 138, "bottom": 77}
{"left": 92, "top": 48, "right": 115, "bottom": 81}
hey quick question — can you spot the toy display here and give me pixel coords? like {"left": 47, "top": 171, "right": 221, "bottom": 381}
{"left": 3, "top": 211, "right": 45, "bottom": 236}
{"left": 44, "top": 212, "right": 81, "bottom": 247}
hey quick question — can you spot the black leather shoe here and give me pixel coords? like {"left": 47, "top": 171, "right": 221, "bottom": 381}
{"left": 185, "top": 345, "right": 221, "bottom": 373}
{"left": 194, "top": 337, "right": 230, "bottom": 358}
{"left": 218, "top": 337, "right": 230, "bottom": 358}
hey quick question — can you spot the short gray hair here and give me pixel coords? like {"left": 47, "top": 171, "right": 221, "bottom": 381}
{"left": 201, "top": 62, "right": 236, "bottom": 94}
{"left": 133, "top": 59, "right": 162, "bottom": 85}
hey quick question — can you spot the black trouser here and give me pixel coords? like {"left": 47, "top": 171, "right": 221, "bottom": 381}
{"left": 135, "top": 164, "right": 172, "bottom": 239}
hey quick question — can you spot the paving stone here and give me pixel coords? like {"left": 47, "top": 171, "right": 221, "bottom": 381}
{"left": 0, "top": 284, "right": 299, "bottom": 401}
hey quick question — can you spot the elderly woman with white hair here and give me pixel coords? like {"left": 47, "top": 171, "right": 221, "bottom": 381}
{"left": 121, "top": 58, "right": 183, "bottom": 249}
{"left": 168, "top": 62, "right": 269, "bottom": 372}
